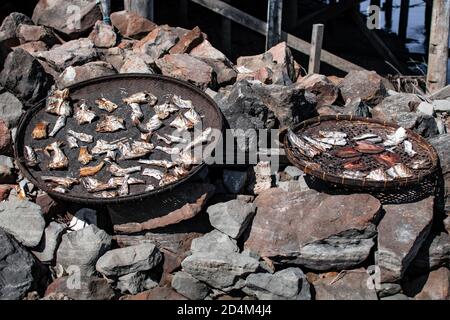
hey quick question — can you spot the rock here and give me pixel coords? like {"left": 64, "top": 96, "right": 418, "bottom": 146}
{"left": 340, "top": 98, "right": 372, "bottom": 117}
{"left": 0, "top": 39, "right": 11, "bottom": 70}
{"left": 181, "top": 251, "right": 260, "bottom": 290}
{"left": 0, "top": 229, "right": 45, "bottom": 300}
{"left": 376, "top": 197, "right": 434, "bottom": 283}
{"left": 415, "top": 115, "right": 439, "bottom": 138}
{"left": 190, "top": 230, "right": 239, "bottom": 254}
{"left": 244, "top": 268, "right": 311, "bottom": 300}
{"left": 409, "top": 232, "right": 450, "bottom": 273}
{"left": 404, "top": 267, "right": 450, "bottom": 300}
{"left": 338, "top": 70, "right": 387, "bottom": 106}
{"left": 371, "top": 93, "right": 421, "bottom": 128}
{"left": 45, "top": 276, "right": 115, "bottom": 300}
{"left": 156, "top": 54, "right": 214, "bottom": 89}
{"left": 102, "top": 47, "right": 126, "bottom": 71}
{"left": 207, "top": 199, "right": 255, "bottom": 239}
{"left": 196, "top": 57, "right": 237, "bottom": 87}
{"left": 377, "top": 283, "right": 402, "bottom": 298}
{"left": 110, "top": 10, "right": 157, "bottom": 38}
{"left": 31, "top": 222, "right": 66, "bottom": 264}
{"left": 433, "top": 99, "right": 450, "bottom": 112}
{"left": 89, "top": 21, "right": 117, "bottom": 48}
{"left": 313, "top": 268, "right": 378, "bottom": 300}
{"left": 222, "top": 170, "right": 248, "bottom": 194}
{"left": 190, "top": 39, "right": 228, "bottom": 62}
{"left": 17, "top": 25, "right": 57, "bottom": 46}
{"left": 116, "top": 271, "right": 157, "bottom": 295}
{"left": 172, "top": 271, "right": 210, "bottom": 300}
{"left": 123, "top": 286, "right": 187, "bottom": 300}
{"left": 0, "top": 155, "right": 14, "bottom": 184}
{"left": 0, "top": 91, "right": 23, "bottom": 129}
{"left": 0, "top": 48, "right": 54, "bottom": 107}
{"left": 57, "top": 61, "right": 116, "bottom": 88}
{"left": 296, "top": 73, "right": 338, "bottom": 106}
{"left": 32, "top": 0, "right": 102, "bottom": 38}
{"left": 96, "top": 243, "right": 162, "bottom": 277}
{"left": 214, "top": 80, "right": 316, "bottom": 130}
{"left": 284, "top": 166, "right": 304, "bottom": 179}
{"left": 417, "top": 101, "right": 435, "bottom": 116}
{"left": 253, "top": 161, "right": 273, "bottom": 195}
{"left": 15, "top": 41, "right": 49, "bottom": 54}
{"left": 0, "top": 120, "right": 11, "bottom": 155}
{"left": 56, "top": 225, "right": 112, "bottom": 276}
{"left": 244, "top": 189, "right": 380, "bottom": 271}
{"left": 0, "top": 12, "right": 33, "bottom": 46}
{"left": 170, "top": 26, "right": 204, "bottom": 54}
{"left": 380, "top": 293, "right": 410, "bottom": 300}
{"left": 35, "top": 193, "right": 63, "bottom": 217}
{"left": 0, "top": 198, "right": 45, "bottom": 247}
{"left": 445, "top": 216, "right": 450, "bottom": 233}
{"left": 429, "top": 134, "right": 450, "bottom": 213}
{"left": 0, "top": 184, "right": 13, "bottom": 201}
{"left": 134, "top": 25, "right": 179, "bottom": 60}
{"left": 68, "top": 208, "right": 98, "bottom": 232}
{"left": 36, "top": 38, "right": 98, "bottom": 72}
{"left": 119, "top": 53, "right": 155, "bottom": 74}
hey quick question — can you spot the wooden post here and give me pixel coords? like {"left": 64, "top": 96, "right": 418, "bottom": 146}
{"left": 384, "top": 0, "right": 393, "bottom": 29}
{"left": 308, "top": 24, "right": 324, "bottom": 74}
{"left": 427, "top": 0, "right": 450, "bottom": 93}
{"left": 398, "top": 0, "right": 410, "bottom": 40}
{"left": 266, "top": 0, "right": 283, "bottom": 50}
{"left": 222, "top": 0, "right": 232, "bottom": 57}
{"left": 425, "top": 0, "right": 433, "bottom": 41}
{"left": 124, "top": 0, "right": 154, "bottom": 21}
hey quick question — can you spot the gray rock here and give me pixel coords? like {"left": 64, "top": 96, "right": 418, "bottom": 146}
{"left": 119, "top": 53, "right": 155, "bottom": 74}
{"left": 415, "top": 115, "right": 439, "bottom": 138}
{"left": 181, "top": 251, "right": 260, "bottom": 290}
{"left": 380, "top": 293, "right": 410, "bottom": 300}
{"left": 172, "top": 271, "right": 210, "bottom": 300}
{"left": 45, "top": 276, "right": 115, "bottom": 300}
{"left": 0, "top": 12, "right": 33, "bottom": 44}
{"left": 0, "top": 198, "right": 45, "bottom": 247}
{"left": 223, "top": 170, "right": 247, "bottom": 194}
{"left": 433, "top": 99, "right": 450, "bottom": 112}
{"left": 96, "top": 243, "right": 162, "bottom": 277}
{"left": 32, "top": 222, "right": 66, "bottom": 263}
{"left": 244, "top": 268, "right": 311, "bottom": 300}
{"left": 17, "top": 24, "right": 58, "bottom": 47}
{"left": 0, "top": 39, "right": 11, "bottom": 70}
{"left": 116, "top": 271, "right": 157, "bottom": 295}
{"left": 283, "top": 166, "right": 304, "bottom": 179}
{"left": 377, "top": 283, "right": 402, "bottom": 298}
{"left": 88, "top": 21, "right": 117, "bottom": 48}
{"left": 207, "top": 199, "right": 255, "bottom": 239}
{"left": 372, "top": 93, "right": 421, "bottom": 128}
{"left": 0, "top": 48, "right": 53, "bottom": 107}
{"left": 56, "top": 225, "right": 111, "bottom": 276}
{"left": 417, "top": 102, "right": 434, "bottom": 116}
{"left": 57, "top": 61, "right": 116, "bottom": 88}
{"left": 0, "top": 229, "right": 44, "bottom": 300}
{"left": 338, "top": 70, "right": 387, "bottom": 106}
{"left": 429, "top": 134, "right": 450, "bottom": 213}
{"left": 409, "top": 232, "right": 450, "bottom": 273}
{"left": 135, "top": 25, "right": 179, "bottom": 60}
{"left": 0, "top": 155, "right": 15, "bottom": 183}
{"left": 190, "top": 230, "right": 239, "bottom": 254}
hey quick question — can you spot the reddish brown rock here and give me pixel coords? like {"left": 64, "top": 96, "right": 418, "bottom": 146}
{"left": 134, "top": 25, "right": 179, "bottom": 59}
{"left": 17, "top": 24, "right": 58, "bottom": 46}
{"left": 377, "top": 197, "right": 434, "bottom": 283}
{"left": 404, "top": 268, "right": 450, "bottom": 300}
{"left": 190, "top": 39, "right": 228, "bottom": 61}
{"left": 57, "top": 61, "right": 116, "bottom": 88}
{"left": 15, "top": 41, "right": 48, "bottom": 54}
{"left": 45, "top": 276, "right": 115, "bottom": 300}
{"left": 119, "top": 52, "right": 155, "bottom": 74}
{"left": 156, "top": 54, "right": 214, "bottom": 89}
{"left": 35, "top": 193, "right": 64, "bottom": 216}
{"left": 89, "top": 21, "right": 117, "bottom": 48}
{"left": 327, "top": 75, "right": 344, "bottom": 86}
{"left": 0, "top": 120, "right": 12, "bottom": 155}
{"left": 338, "top": 70, "right": 387, "bottom": 106}
{"left": 244, "top": 188, "right": 381, "bottom": 270}
{"left": 123, "top": 286, "right": 187, "bottom": 300}
{"left": 296, "top": 73, "right": 338, "bottom": 106}
{"left": 169, "top": 26, "right": 204, "bottom": 54}
{"left": 110, "top": 10, "right": 157, "bottom": 38}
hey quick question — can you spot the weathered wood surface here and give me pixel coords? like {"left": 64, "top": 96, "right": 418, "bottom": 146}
{"left": 427, "top": 0, "right": 450, "bottom": 93}
{"left": 266, "top": 0, "right": 283, "bottom": 50}
{"left": 308, "top": 24, "right": 324, "bottom": 74}
{"left": 190, "top": 0, "right": 365, "bottom": 72}
{"left": 124, "top": 0, "right": 154, "bottom": 21}
{"left": 398, "top": 0, "right": 410, "bottom": 40}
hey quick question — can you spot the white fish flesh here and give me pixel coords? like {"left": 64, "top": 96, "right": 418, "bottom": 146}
{"left": 142, "top": 168, "right": 164, "bottom": 180}
{"left": 342, "top": 171, "right": 367, "bottom": 179}
{"left": 93, "top": 191, "right": 118, "bottom": 198}
{"left": 173, "top": 166, "right": 189, "bottom": 178}
{"left": 287, "top": 129, "right": 321, "bottom": 158}
{"left": 156, "top": 145, "right": 181, "bottom": 155}
{"left": 384, "top": 127, "right": 407, "bottom": 147}
{"left": 175, "top": 150, "right": 201, "bottom": 169}
{"left": 74, "top": 103, "right": 97, "bottom": 125}
{"left": 118, "top": 141, "right": 154, "bottom": 160}
{"left": 303, "top": 135, "right": 332, "bottom": 152}
{"left": 404, "top": 140, "right": 417, "bottom": 157}
{"left": 182, "top": 127, "right": 212, "bottom": 152}
{"left": 118, "top": 175, "right": 129, "bottom": 196}
{"left": 352, "top": 133, "right": 380, "bottom": 141}
{"left": 315, "top": 136, "right": 347, "bottom": 146}
{"left": 108, "top": 163, "right": 141, "bottom": 177}
{"left": 170, "top": 114, "right": 194, "bottom": 131}
{"left": 366, "top": 168, "right": 389, "bottom": 181}
{"left": 91, "top": 139, "right": 118, "bottom": 155}
{"left": 129, "top": 103, "right": 143, "bottom": 124}
{"left": 67, "top": 135, "right": 79, "bottom": 149}
{"left": 184, "top": 108, "right": 202, "bottom": 125}
{"left": 123, "top": 91, "right": 157, "bottom": 105}
{"left": 45, "top": 141, "right": 69, "bottom": 170}
{"left": 165, "top": 134, "right": 188, "bottom": 144}
{"left": 82, "top": 177, "right": 112, "bottom": 192}
{"left": 154, "top": 102, "right": 179, "bottom": 119}
{"left": 67, "top": 129, "right": 93, "bottom": 143}
{"left": 49, "top": 116, "right": 66, "bottom": 137}
{"left": 46, "top": 89, "right": 72, "bottom": 117}
{"left": 408, "top": 159, "right": 429, "bottom": 170}
{"left": 319, "top": 130, "right": 347, "bottom": 139}
{"left": 95, "top": 98, "right": 118, "bottom": 113}
{"left": 138, "top": 114, "right": 163, "bottom": 133}
{"left": 171, "top": 95, "right": 194, "bottom": 109}
{"left": 138, "top": 159, "right": 176, "bottom": 168}
{"left": 41, "top": 176, "right": 78, "bottom": 188}
{"left": 24, "top": 146, "right": 38, "bottom": 167}
{"left": 96, "top": 115, "right": 125, "bottom": 133}
{"left": 155, "top": 133, "right": 172, "bottom": 145}
{"left": 108, "top": 177, "right": 145, "bottom": 186}
{"left": 386, "top": 164, "right": 413, "bottom": 178}
{"left": 105, "top": 150, "right": 116, "bottom": 162}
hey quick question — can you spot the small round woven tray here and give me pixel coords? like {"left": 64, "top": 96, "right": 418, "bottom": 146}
{"left": 283, "top": 115, "right": 440, "bottom": 190}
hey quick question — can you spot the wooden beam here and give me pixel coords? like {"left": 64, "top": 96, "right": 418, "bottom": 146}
{"left": 190, "top": 0, "right": 365, "bottom": 72}
{"left": 398, "top": 0, "right": 410, "bottom": 40}
{"left": 427, "top": 0, "right": 450, "bottom": 93}
{"left": 308, "top": 24, "right": 324, "bottom": 74}
{"left": 124, "top": 0, "right": 154, "bottom": 21}
{"left": 266, "top": 0, "right": 283, "bottom": 50}
{"left": 296, "top": 0, "right": 363, "bottom": 27}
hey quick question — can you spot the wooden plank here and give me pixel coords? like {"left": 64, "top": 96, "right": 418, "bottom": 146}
{"left": 266, "top": 0, "right": 283, "bottom": 50}
{"left": 296, "top": 0, "right": 363, "bottom": 27}
{"left": 124, "top": 0, "right": 154, "bottom": 21}
{"left": 427, "top": 0, "right": 450, "bottom": 93}
{"left": 398, "top": 0, "right": 410, "bottom": 40}
{"left": 190, "top": 0, "right": 365, "bottom": 72}
{"left": 308, "top": 24, "right": 324, "bottom": 74}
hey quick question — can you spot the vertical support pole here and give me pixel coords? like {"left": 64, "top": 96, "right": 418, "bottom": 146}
{"left": 384, "top": 0, "right": 393, "bottom": 29}
{"left": 427, "top": 0, "right": 450, "bottom": 93}
{"left": 222, "top": 0, "right": 232, "bottom": 57}
{"left": 425, "top": 0, "right": 433, "bottom": 42}
{"left": 124, "top": 0, "right": 154, "bottom": 21}
{"left": 266, "top": 0, "right": 283, "bottom": 50}
{"left": 398, "top": 0, "right": 410, "bottom": 40}
{"left": 308, "top": 23, "right": 324, "bottom": 74}
{"left": 99, "top": 0, "right": 112, "bottom": 24}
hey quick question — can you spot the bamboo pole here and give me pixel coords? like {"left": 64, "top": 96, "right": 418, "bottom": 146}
{"left": 308, "top": 24, "right": 324, "bottom": 74}
{"left": 427, "top": 0, "right": 450, "bottom": 93}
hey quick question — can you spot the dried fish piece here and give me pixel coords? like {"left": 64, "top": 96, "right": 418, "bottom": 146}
{"left": 104, "top": 150, "right": 116, "bottom": 162}
{"left": 155, "top": 133, "right": 172, "bottom": 145}
{"left": 171, "top": 95, "right": 194, "bottom": 109}
{"left": 67, "top": 129, "right": 94, "bottom": 143}
{"left": 319, "top": 130, "right": 347, "bottom": 139}
{"left": 366, "top": 168, "right": 388, "bottom": 181}
{"left": 183, "top": 127, "right": 212, "bottom": 152}
{"left": 67, "top": 136, "right": 79, "bottom": 149}
{"left": 118, "top": 141, "right": 154, "bottom": 160}
{"left": 32, "top": 121, "right": 48, "bottom": 140}
{"left": 156, "top": 145, "right": 181, "bottom": 155}
{"left": 108, "top": 163, "right": 141, "bottom": 177}
{"left": 343, "top": 158, "right": 368, "bottom": 171}
{"left": 170, "top": 114, "right": 194, "bottom": 131}
{"left": 355, "top": 141, "right": 385, "bottom": 154}
{"left": 384, "top": 127, "right": 407, "bottom": 147}
{"left": 159, "top": 173, "right": 178, "bottom": 187}
{"left": 95, "top": 98, "right": 118, "bottom": 113}
{"left": 49, "top": 116, "right": 66, "bottom": 137}
{"left": 404, "top": 140, "right": 417, "bottom": 157}
{"left": 315, "top": 136, "right": 347, "bottom": 146}
{"left": 173, "top": 166, "right": 189, "bottom": 178}
{"left": 93, "top": 191, "right": 118, "bottom": 198}
{"left": 53, "top": 187, "right": 67, "bottom": 193}
{"left": 138, "top": 114, "right": 163, "bottom": 133}
{"left": 303, "top": 135, "right": 332, "bottom": 152}
{"left": 82, "top": 177, "right": 112, "bottom": 192}
{"left": 118, "top": 175, "right": 129, "bottom": 196}
{"left": 129, "top": 103, "right": 144, "bottom": 125}
{"left": 165, "top": 134, "right": 188, "bottom": 144}
{"left": 154, "top": 102, "right": 179, "bottom": 119}
{"left": 334, "top": 146, "right": 360, "bottom": 158}
{"left": 91, "top": 139, "right": 118, "bottom": 155}
{"left": 342, "top": 171, "right": 367, "bottom": 179}
{"left": 408, "top": 159, "right": 429, "bottom": 170}
{"left": 80, "top": 161, "right": 104, "bottom": 177}
{"left": 123, "top": 91, "right": 157, "bottom": 105}
{"left": 142, "top": 168, "right": 164, "bottom": 180}
{"left": 184, "top": 108, "right": 201, "bottom": 125}
{"left": 352, "top": 133, "right": 381, "bottom": 143}
{"left": 96, "top": 115, "right": 125, "bottom": 133}
{"left": 78, "top": 147, "right": 93, "bottom": 165}
{"left": 386, "top": 164, "right": 413, "bottom": 179}
{"left": 108, "top": 177, "right": 145, "bottom": 186}
{"left": 138, "top": 159, "right": 176, "bottom": 169}
{"left": 74, "top": 103, "right": 97, "bottom": 125}
{"left": 287, "top": 129, "right": 321, "bottom": 158}
{"left": 373, "top": 152, "right": 401, "bottom": 167}
{"left": 45, "top": 141, "right": 69, "bottom": 170}
{"left": 41, "top": 176, "right": 79, "bottom": 188}
{"left": 25, "top": 146, "right": 38, "bottom": 167}
{"left": 175, "top": 150, "right": 201, "bottom": 169}
{"left": 46, "top": 89, "right": 72, "bottom": 117}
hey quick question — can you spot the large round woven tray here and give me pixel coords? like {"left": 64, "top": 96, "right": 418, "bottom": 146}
{"left": 283, "top": 115, "right": 440, "bottom": 190}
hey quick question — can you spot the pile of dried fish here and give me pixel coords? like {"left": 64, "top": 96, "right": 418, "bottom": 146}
{"left": 27, "top": 89, "right": 212, "bottom": 198}
{"left": 288, "top": 126, "right": 431, "bottom": 182}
